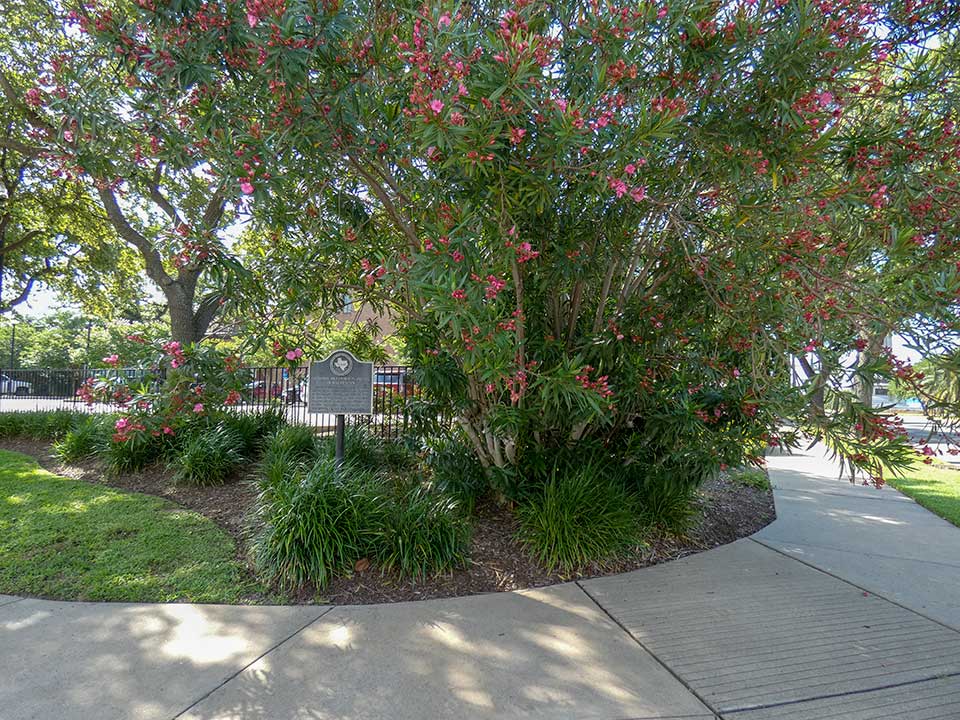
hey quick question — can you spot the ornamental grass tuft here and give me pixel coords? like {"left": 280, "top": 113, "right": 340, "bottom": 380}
{"left": 517, "top": 462, "right": 643, "bottom": 572}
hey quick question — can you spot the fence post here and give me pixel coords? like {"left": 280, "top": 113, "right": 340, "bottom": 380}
{"left": 334, "top": 413, "right": 345, "bottom": 466}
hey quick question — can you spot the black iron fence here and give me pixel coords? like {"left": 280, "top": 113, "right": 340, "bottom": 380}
{"left": 0, "top": 365, "right": 439, "bottom": 440}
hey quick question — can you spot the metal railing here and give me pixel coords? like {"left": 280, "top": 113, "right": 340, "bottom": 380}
{"left": 0, "top": 365, "right": 441, "bottom": 440}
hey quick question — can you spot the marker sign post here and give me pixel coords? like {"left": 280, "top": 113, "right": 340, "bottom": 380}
{"left": 308, "top": 350, "right": 374, "bottom": 466}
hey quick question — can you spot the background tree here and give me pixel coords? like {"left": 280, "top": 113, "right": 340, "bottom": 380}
{"left": 0, "top": 0, "right": 249, "bottom": 344}
{"left": 0, "top": 307, "right": 169, "bottom": 368}
{"left": 0, "top": 48, "right": 140, "bottom": 316}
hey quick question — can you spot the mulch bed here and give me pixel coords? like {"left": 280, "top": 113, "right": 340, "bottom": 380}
{"left": 1, "top": 438, "right": 775, "bottom": 605}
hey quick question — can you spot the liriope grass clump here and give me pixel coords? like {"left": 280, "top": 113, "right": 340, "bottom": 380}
{"left": 52, "top": 414, "right": 111, "bottom": 462}
{"left": 251, "top": 457, "right": 390, "bottom": 589}
{"left": 377, "top": 487, "right": 471, "bottom": 578}
{"left": 517, "top": 462, "right": 644, "bottom": 572}
{"left": 251, "top": 452, "right": 472, "bottom": 589}
{"left": 169, "top": 424, "right": 246, "bottom": 486}
{"left": 101, "top": 429, "right": 169, "bottom": 473}
{"left": 0, "top": 410, "right": 83, "bottom": 441}
{"left": 218, "top": 409, "right": 286, "bottom": 458}
{"left": 424, "top": 436, "right": 487, "bottom": 513}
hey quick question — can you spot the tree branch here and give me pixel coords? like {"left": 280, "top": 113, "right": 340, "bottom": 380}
{"left": 97, "top": 186, "right": 173, "bottom": 287}
{"left": 192, "top": 292, "right": 222, "bottom": 339}
{"left": 200, "top": 186, "right": 228, "bottom": 231}
{"left": 147, "top": 163, "right": 184, "bottom": 226}
{"left": 0, "top": 136, "right": 43, "bottom": 159}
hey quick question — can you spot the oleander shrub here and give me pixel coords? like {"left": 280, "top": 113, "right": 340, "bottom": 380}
{"left": 169, "top": 424, "right": 246, "bottom": 486}
{"left": 52, "top": 415, "right": 111, "bottom": 462}
{"left": 517, "top": 463, "right": 643, "bottom": 572}
{"left": 251, "top": 457, "right": 391, "bottom": 588}
{"left": 376, "top": 487, "right": 471, "bottom": 579}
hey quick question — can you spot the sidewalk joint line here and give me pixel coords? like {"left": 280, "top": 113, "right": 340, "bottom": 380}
{"left": 749, "top": 537, "right": 960, "bottom": 635}
{"left": 720, "top": 671, "right": 960, "bottom": 715}
{"left": 172, "top": 606, "right": 334, "bottom": 719}
{"left": 574, "top": 581, "right": 722, "bottom": 720}
{"left": 751, "top": 537, "right": 960, "bottom": 570}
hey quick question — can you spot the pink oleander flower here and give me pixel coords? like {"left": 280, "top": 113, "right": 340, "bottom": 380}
{"left": 509, "top": 127, "right": 526, "bottom": 144}
{"left": 240, "top": 180, "right": 255, "bottom": 195}
{"left": 430, "top": 99, "right": 444, "bottom": 114}
{"left": 162, "top": 425, "right": 175, "bottom": 435}
{"left": 624, "top": 163, "right": 637, "bottom": 175}
{"left": 608, "top": 177, "right": 628, "bottom": 198}
{"left": 452, "top": 288, "right": 467, "bottom": 300}
{"left": 193, "top": 403, "right": 204, "bottom": 413}
{"left": 285, "top": 348, "right": 304, "bottom": 361}
{"left": 629, "top": 185, "right": 647, "bottom": 202}
{"left": 25, "top": 88, "right": 43, "bottom": 107}
{"left": 103, "top": 354, "right": 120, "bottom": 367}
{"left": 438, "top": 12, "right": 451, "bottom": 27}
{"left": 115, "top": 417, "right": 130, "bottom": 431}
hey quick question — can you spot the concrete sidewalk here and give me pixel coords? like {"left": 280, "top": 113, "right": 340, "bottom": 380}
{"left": 2, "top": 448, "right": 959, "bottom": 719}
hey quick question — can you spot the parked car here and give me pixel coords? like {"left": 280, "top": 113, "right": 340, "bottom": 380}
{"left": 245, "top": 380, "right": 281, "bottom": 401}
{"left": 374, "top": 369, "right": 414, "bottom": 397}
{"left": 0, "top": 374, "right": 32, "bottom": 395}
{"left": 246, "top": 378, "right": 307, "bottom": 405}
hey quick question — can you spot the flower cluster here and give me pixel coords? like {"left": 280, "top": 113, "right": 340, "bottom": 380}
{"left": 575, "top": 366, "right": 614, "bottom": 400}
{"left": 162, "top": 340, "right": 187, "bottom": 368}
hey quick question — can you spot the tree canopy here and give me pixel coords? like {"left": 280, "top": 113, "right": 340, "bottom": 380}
{"left": 7, "top": 0, "right": 960, "bottom": 482}
{"left": 0, "top": 0, "right": 249, "bottom": 342}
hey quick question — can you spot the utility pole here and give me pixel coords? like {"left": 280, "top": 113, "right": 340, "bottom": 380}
{"left": 82, "top": 320, "right": 92, "bottom": 381}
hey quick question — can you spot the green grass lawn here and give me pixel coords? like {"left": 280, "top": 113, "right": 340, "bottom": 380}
{"left": 0, "top": 449, "right": 261, "bottom": 602}
{"left": 888, "top": 460, "right": 960, "bottom": 528}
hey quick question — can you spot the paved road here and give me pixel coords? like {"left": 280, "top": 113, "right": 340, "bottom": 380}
{"left": 2, "top": 447, "right": 959, "bottom": 719}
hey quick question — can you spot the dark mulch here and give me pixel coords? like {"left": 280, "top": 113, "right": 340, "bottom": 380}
{"left": 1, "top": 438, "right": 775, "bottom": 605}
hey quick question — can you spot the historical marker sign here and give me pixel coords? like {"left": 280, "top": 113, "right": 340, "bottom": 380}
{"left": 308, "top": 349, "right": 374, "bottom": 414}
